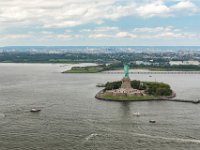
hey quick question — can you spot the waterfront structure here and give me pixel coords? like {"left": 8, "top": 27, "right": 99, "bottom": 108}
{"left": 135, "top": 61, "right": 151, "bottom": 66}
{"left": 169, "top": 60, "right": 200, "bottom": 66}
{"left": 95, "top": 64, "right": 175, "bottom": 101}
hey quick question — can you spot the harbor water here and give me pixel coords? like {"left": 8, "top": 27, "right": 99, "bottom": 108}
{"left": 0, "top": 63, "right": 200, "bottom": 150}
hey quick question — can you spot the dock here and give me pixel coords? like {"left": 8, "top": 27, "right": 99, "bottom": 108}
{"left": 103, "top": 71, "right": 200, "bottom": 74}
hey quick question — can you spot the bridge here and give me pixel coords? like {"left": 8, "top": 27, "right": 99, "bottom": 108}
{"left": 102, "top": 71, "right": 200, "bottom": 74}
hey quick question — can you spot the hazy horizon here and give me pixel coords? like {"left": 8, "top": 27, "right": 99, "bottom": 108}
{"left": 1, "top": 46, "right": 200, "bottom": 53}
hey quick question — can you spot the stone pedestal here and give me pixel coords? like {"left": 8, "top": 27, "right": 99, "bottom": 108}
{"left": 121, "top": 77, "right": 132, "bottom": 89}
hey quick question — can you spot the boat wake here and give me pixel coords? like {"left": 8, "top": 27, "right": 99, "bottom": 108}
{"left": 131, "top": 132, "right": 200, "bottom": 144}
{"left": 111, "top": 129, "right": 200, "bottom": 144}
{"left": 84, "top": 119, "right": 200, "bottom": 144}
{"left": 85, "top": 133, "right": 99, "bottom": 141}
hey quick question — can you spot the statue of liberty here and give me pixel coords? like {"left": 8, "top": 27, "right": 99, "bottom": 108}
{"left": 121, "top": 64, "right": 132, "bottom": 89}
{"left": 124, "top": 64, "right": 129, "bottom": 78}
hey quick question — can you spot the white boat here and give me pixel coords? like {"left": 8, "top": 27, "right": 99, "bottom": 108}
{"left": 30, "top": 109, "right": 41, "bottom": 112}
{"left": 133, "top": 112, "right": 140, "bottom": 116}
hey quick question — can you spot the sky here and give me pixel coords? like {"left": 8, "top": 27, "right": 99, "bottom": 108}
{"left": 0, "top": 0, "right": 200, "bottom": 46}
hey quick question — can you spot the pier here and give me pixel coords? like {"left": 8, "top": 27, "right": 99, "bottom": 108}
{"left": 103, "top": 71, "right": 200, "bottom": 74}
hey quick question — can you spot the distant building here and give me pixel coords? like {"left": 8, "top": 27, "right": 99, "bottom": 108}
{"left": 135, "top": 61, "right": 151, "bottom": 65}
{"left": 169, "top": 61, "right": 200, "bottom": 66}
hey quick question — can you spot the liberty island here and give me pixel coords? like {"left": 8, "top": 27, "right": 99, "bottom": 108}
{"left": 95, "top": 64, "right": 175, "bottom": 101}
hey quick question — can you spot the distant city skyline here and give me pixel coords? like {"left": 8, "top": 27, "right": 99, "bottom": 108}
{"left": 0, "top": 0, "right": 200, "bottom": 46}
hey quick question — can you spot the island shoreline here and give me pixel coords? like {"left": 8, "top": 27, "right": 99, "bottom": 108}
{"left": 95, "top": 90, "right": 176, "bottom": 102}
{"left": 95, "top": 90, "right": 200, "bottom": 104}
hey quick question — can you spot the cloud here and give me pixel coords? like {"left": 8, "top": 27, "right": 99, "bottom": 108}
{"left": 0, "top": 0, "right": 199, "bottom": 29}
{"left": 136, "top": 1, "right": 171, "bottom": 17}
{"left": 136, "top": 1, "right": 199, "bottom": 17}
{"left": 171, "top": 1, "right": 199, "bottom": 12}
{"left": 0, "top": 34, "right": 32, "bottom": 40}
{"left": 0, "top": 26, "right": 199, "bottom": 46}
{"left": 133, "top": 26, "right": 173, "bottom": 32}
{"left": 133, "top": 26, "right": 197, "bottom": 39}
{"left": 0, "top": 31, "right": 80, "bottom": 42}
{"left": 0, "top": 26, "right": 198, "bottom": 43}
{"left": 89, "top": 34, "right": 112, "bottom": 39}
{"left": 0, "top": 0, "right": 199, "bottom": 45}
{"left": 116, "top": 32, "right": 137, "bottom": 38}
{"left": 88, "top": 31, "right": 137, "bottom": 39}
{"left": 93, "top": 27, "right": 119, "bottom": 32}
{"left": 85, "top": 26, "right": 198, "bottom": 39}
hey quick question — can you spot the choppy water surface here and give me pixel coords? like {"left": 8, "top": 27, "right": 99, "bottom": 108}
{"left": 0, "top": 63, "right": 200, "bottom": 150}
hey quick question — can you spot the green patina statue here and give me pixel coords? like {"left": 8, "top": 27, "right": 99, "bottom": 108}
{"left": 124, "top": 64, "right": 129, "bottom": 78}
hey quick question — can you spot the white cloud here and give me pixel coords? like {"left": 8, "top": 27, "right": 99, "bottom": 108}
{"left": 136, "top": 1, "right": 171, "bottom": 17}
{"left": 0, "top": 26, "right": 199, "bottom": 46}
{"left": 88, "top": 31, "right": 137, "bottom": 39}
{"left": 93, "top": 27, "right": 119, "bottom": 32}
{"left": 89, "top": 34, "right": 112, "bottom": 39}
{"left": 0, "top": 31, "right": 80, "bottom": 42}
{"left": 85, "top": 26, "right": 198, "bottom": 39}
{"left": 85, "top": 26, "right": 120, "bottom": 38}
{"left": 0, "top": 34, "right": 32, "bottom": 40}
{"left": 133, "top": 26, "right": 197, "bottom": 39}
{"left": 171, "top": 1, "right": 199, "bottom": 12}
{"left": 134, "top": 26, "right": 173, "bottom": 32}
{"left": 0, "top": 0, "right": 199, "bottom": 29}
{"left": 0, "top": 0, "right": 199, "bottom": 45}
{"left": 0, "top": 26, "right": 197, "bottom": 42}
{"left": 116, "top": 32, "right": 137, "bottom": 38}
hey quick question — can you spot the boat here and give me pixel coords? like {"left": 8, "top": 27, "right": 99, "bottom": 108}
{"left": 192, "top": 100, "right": 200, "bottom": 104}
{"left": 30, "top": 109, "right": 41, "bottom": 112}
{"left": 149, "top": 75, "right": 152, "bottom": 77}
{"left": 149, "top": 120, "right": 156, "bottom": 123}
{"left": 133, "top": 112, "right": 140, "bottom": 116}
